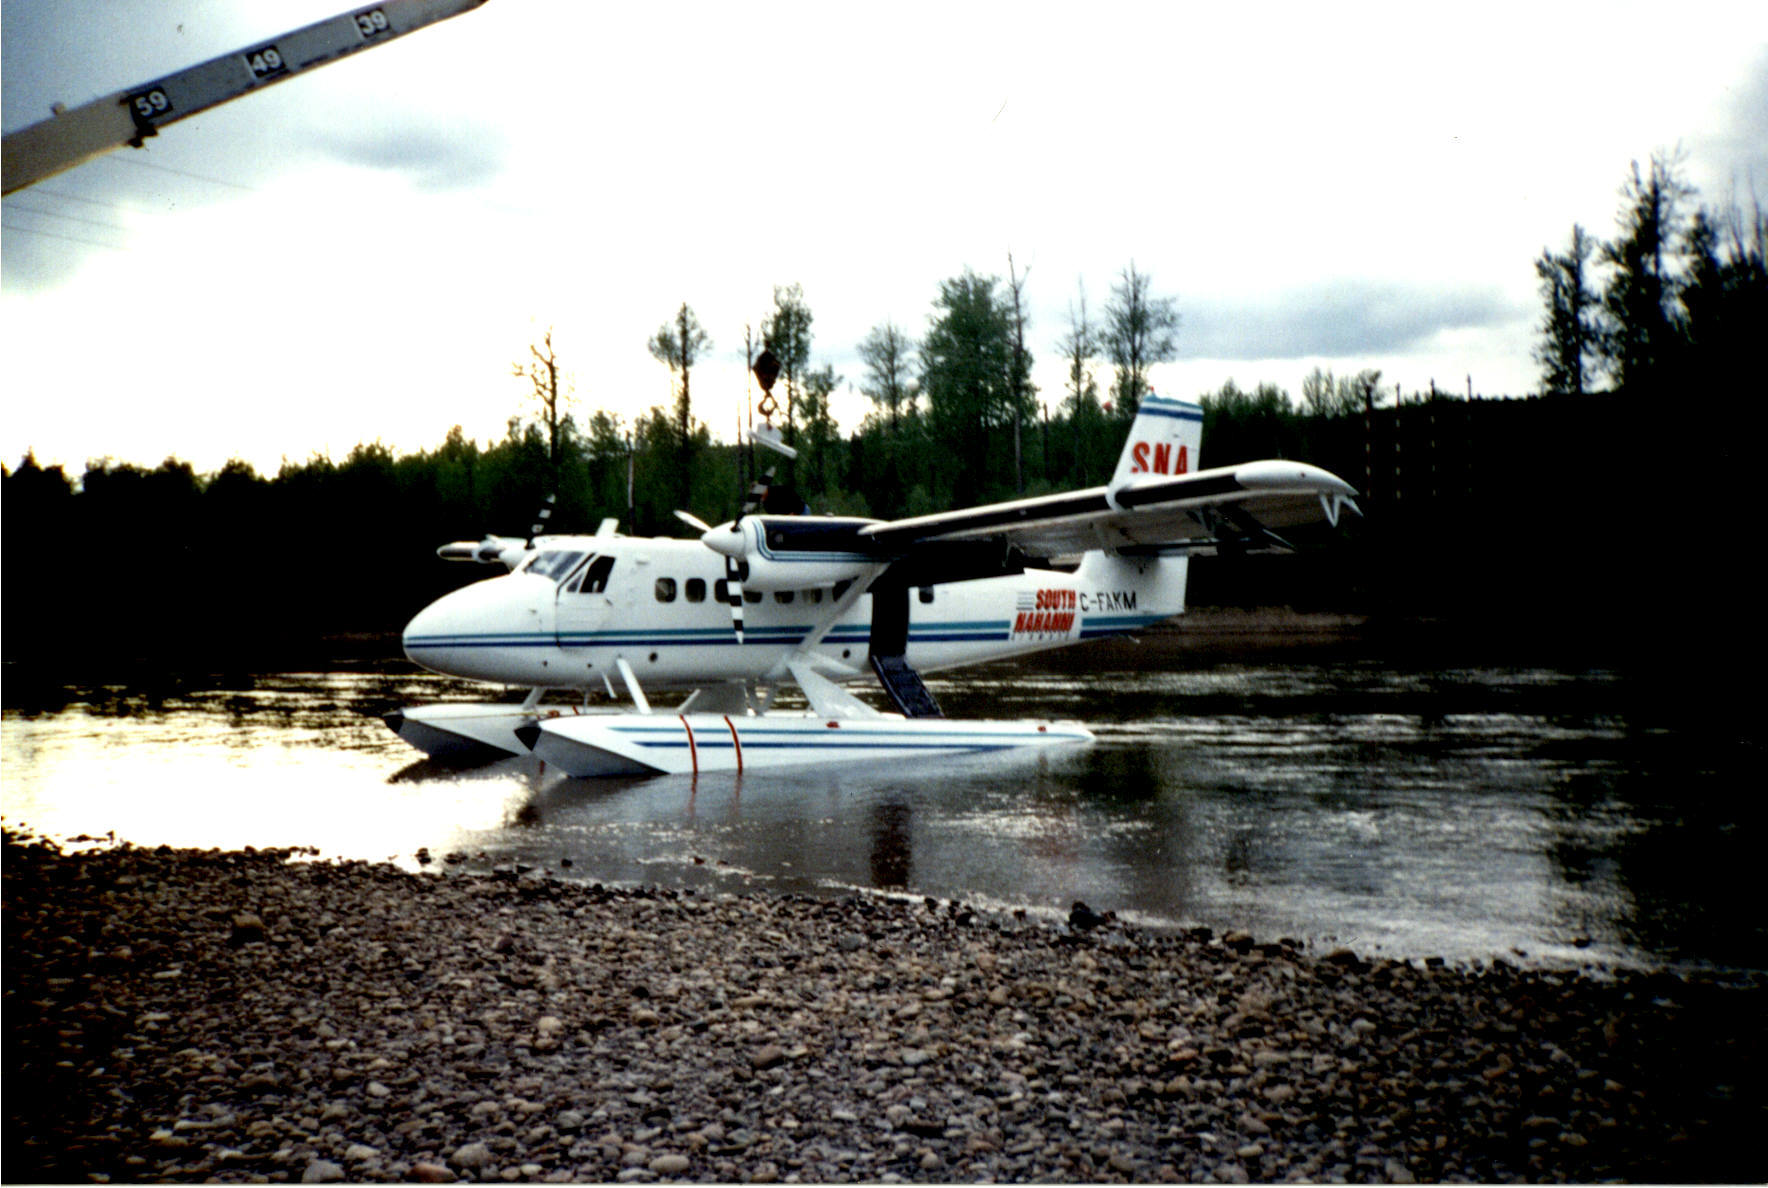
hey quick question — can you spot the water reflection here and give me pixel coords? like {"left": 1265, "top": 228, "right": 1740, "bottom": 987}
{"left": 868, "top": 801, "right": 913, "bottom": 889}
{"left": 2, "top": 658, "right": 1761, "bottom": 973}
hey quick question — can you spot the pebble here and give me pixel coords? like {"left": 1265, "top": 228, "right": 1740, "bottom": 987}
{"left": 450, "top": 1141, "right": 492, "bottom": 1170}
{"left": 4, "top": 830, "right": 1765, "bottom": 1185}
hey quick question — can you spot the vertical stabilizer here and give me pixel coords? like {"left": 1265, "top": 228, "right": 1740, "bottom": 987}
{"left": 1106, "top": 394, "right": 1204, "bottom": 501}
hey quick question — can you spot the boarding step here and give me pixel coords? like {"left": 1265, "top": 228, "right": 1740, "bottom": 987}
{"left": 870, "top": 653, "right": 944, "bottom": 719}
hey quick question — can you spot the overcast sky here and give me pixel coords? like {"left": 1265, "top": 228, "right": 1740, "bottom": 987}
{"left": 4, "top": 1, "right": 1765, "bottom": 478}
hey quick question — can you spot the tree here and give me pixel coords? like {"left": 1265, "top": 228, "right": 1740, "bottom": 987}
{"left": 920, "top": 269, "right": 1021, "bottom": 505}
{"left": 857, "top": 321, "right": 918, "bottom": 433}
{"left": 512, "top": 327, "right": 576, "bottom": 476}
{"left": 1201, "top": 379, "right": 1294, "bottom": 463}
{"left": 1100, "top": 262, "right": 1180, "bottom": 418}
{"left": 1351, "top": 369, "right": 1384, "bottom": 411}
{"left": 1600, "top": 153, "right": 1694, "bottom": 396}
{"left": 798, "top": 364, "right": 843, "bottom": 497}
{"left": 581, "top": 409, "right": 631, "bottom": 525}
{"left": 1005, "top": 253, "right": 1036, "bottom": 493}
{"left": 761, "top": 284, "right": 814, "bottom": 444}
{"left": 1300, "top": 367, "right": 1364, "bottom": 417}
{"left": 1057, "top": 283, "right": 1111, "bottom": 484}
{"left": 1534, "top": 225, "right": 1600, "bottom": 397}
{"left": 648, "top": 302, "right": 712, "bottom": 510}
{"left": 1681, "top": 198, "right": 1768, "bottom": 402}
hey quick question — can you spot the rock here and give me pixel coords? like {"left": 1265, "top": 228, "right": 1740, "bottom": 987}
{"left": 229, "top": 911, "right": 267, "bottom": 946}
{"left": 451, "top": 1141, "right": 493, "bottom": 1170}
{"left": 301, "top": 1159, "right": 346, "bottom": 1183}
{"left": 1069, "top": 901, "right": 1113, "bottom": 931}
{"left": 8, "top": 834, "right": 1761, "bottom": 1188}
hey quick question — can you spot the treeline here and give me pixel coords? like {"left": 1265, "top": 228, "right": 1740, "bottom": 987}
{"left": 9, "top": 383, "right": 1746, "bottom": 672}
{"left": 1533, "top": 150, "right": 1765, "bottom": 402}
{"left": 4, "top": 154, "right": 1761, "bottom": 670}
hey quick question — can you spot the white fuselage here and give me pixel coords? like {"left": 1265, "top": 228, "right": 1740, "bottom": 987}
{"left": 401, "top": 536, "right": 1188, "bottom": 691}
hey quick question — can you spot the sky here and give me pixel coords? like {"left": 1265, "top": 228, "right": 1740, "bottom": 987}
{"left": 4, "top": 1, "right": 1766, "bottom": 480}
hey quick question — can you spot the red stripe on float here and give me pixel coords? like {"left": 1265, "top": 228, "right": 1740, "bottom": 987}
{"left": 679, "top": 715, "right": 698, "bottom": 776}
{"left": 724, "top": 715, "right": 743, "bottom": 773}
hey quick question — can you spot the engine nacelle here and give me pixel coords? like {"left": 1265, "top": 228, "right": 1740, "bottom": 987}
{"left": 437, "top": 534, "right": 528, "bottom": 570}
{"left": 701, "top": 515, "right": 885, "bottom": 591}
{"left": 732, "top": 552, "right": 878, "bottom": 592}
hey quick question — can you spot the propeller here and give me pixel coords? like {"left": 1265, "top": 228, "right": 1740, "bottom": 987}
{"left": 723, "top": 553, "right": 748, "bottom": 644}
{"left": 528, "top": 493, "right": 556, "bottom": 545}
{"left": 682, "top": 510, "right": 750, "bottom": 644}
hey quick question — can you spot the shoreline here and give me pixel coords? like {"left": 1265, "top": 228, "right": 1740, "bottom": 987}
{"left": 6, "top": 832, "right": 1763, "bottom": 1184}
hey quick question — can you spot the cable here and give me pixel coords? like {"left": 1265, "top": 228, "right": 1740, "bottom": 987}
{"left": 103, "top": 152, "right": 258, "bottom": 193}
{"left": 3, "top": 195, "right": 130, "bottom": 235}
{"left": 1, "top": 220, "right": 122, "bottom": 251}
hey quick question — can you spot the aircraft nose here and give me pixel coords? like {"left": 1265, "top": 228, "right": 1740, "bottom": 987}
{"left": 400, "top": 577, "right": 545, "bottom": 679}
{"left": 401, "top": 598, "right": 453, "bottom": 668}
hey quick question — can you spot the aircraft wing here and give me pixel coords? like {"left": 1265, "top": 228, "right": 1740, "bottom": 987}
{"left": 858, "top": 459, "right": 1360, "bottom": 559}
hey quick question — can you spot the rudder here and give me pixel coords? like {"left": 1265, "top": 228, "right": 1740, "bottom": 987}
{"left": 1107, "top": 394, "right": 1203, "bottom": 497}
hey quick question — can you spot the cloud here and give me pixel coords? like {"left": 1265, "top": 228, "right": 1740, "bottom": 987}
{"left": 310, "top": 120, "right": 505, "bottom": 192}
{"left": 1691, "top": 45, "right": 1768, "bottom": 203}
{"left": 1179, "top": 281, "right": 1522, "bottom": 361}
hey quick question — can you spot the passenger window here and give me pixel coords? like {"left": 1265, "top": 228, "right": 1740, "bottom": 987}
{"left": 744, "top": 589, "right": 762, "bottom": 604}
{"left": 686, "top": 578, "right": 706, "bottom": 603}
{"left": 918, "top": 587, "right": 935, "bottom": 604}
{"left": 774, "top": 591, "right": 794, "bottom": 604}
{"left": 714, "top": 579, "right": 729, "bottom": 604}
{"left": 655, "top": 578, "right": 677, "bottom": 602}
{"left": 806, "top": 588, "right": 822, "bottom": 604}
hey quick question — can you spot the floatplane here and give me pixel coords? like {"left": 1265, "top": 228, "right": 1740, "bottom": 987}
{"left": 386, "top": 391, "right": 1358, "bottom": 777}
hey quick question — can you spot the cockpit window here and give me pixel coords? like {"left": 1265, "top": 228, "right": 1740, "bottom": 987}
{"left": 527, "top": 550, "right": 588, "bottom": 582}
{"left": 568, "top": 554, "right": 617, "bottom": 595}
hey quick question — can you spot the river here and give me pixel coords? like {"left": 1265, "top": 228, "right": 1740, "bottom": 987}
{"left": 3, "top": 636, "right": 1759, "bottom": 974}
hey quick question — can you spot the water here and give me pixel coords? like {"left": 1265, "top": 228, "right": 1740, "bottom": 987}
{"left": 3, "top": 650, "right": 1760, "bottom": 973}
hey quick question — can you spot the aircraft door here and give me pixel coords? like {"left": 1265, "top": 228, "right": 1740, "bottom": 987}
{"left": 555, "top": 553, "right": 623, "bottom": 649}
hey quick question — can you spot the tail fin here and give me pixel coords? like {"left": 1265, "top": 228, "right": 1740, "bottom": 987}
{"left": 1108, "top": 394, "right": 1203, "bottom": 496}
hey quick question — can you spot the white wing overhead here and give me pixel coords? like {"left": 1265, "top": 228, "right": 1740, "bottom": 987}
{"left": 859, "top": 459, "right": 1360, "bottom": 559}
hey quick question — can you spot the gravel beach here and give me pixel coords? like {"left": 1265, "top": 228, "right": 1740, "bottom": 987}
{"left": 5, "top": 830, "right": 1763, "bottom": 1184}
